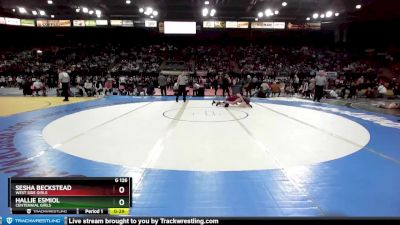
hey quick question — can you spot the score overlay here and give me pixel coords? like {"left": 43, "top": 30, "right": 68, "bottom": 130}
{"left": 8, "top": 177, "right": 132, "bottom": 215}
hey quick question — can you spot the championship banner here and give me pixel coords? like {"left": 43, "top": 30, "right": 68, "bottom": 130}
{"left": 273, "top": 22, "right": 285, "bottom": 29}
{"left": 110, "top": 20, "right": 123, "bottom": 26}
{"left": 145, "top": 20, "right": 157, "bottom": 28}
{"left": 5, "top": 18, "right": 21, "bottom": 26}
{"left": 73, "top": 20, "right": 85, "bottom": 27}
{"left": 20, "top": 19, "right": 35, "bottom": 27}
{"left": 0, "top": 17, "right": 6, "bottom": 24}
{"left": 287, "top": 22, "right": 321, "bottom": 30}
{"left": 36, "top": 20, "right": 71, "bottom": 27}
{"left": 95, "top": 20, "right": 108, "bottom": 26}
{"left": 85, "top": 20, "right": 96, "bottom": 27}
{"left": 122, "top": 20, "right": 134, "bottom": 27}
{"left": 226, "top": 21, "right": 249, "bottom": 29}
{"left": 203, "top": 21, "right": 225, "bottom": 28}
{"left": 251, "top": 22, "right": 273, "bottom": 29}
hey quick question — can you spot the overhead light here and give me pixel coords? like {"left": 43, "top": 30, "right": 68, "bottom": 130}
{"left": 50, "top": 15, "right": 55, "bottom": 18}
{"left": 306, "top": 17, "right": 310, "bottom": 21}
{"left": 255, "top": 18, "right": 258, "bottom": 21}
{"left": 320, "top": 14, "right": 325, "bottom": 18}
{"left": 47, "top": 0, "right": 53, "bottom": 5}
{"left": 152, "top": 10, "right": 158, "bottom": 16}
{"left": 210, "top": 8, "right": 216, "bottom": 16}
{"left": 89, "top": 10, "right": 94, "bottom": 15}
{"left": 18, "top": 7, "right": 27, "bottom": 14}
{"left": 265, "top": 9, "right": 272, "bottom": 17}
{"left": 12, "top": 8, "right": 16, "bottom": 12}
{"left": 205, "top": 1, "right": 210, "bottom": 5}
{"left": 335, "top": 12, "right": 340, "bottom": 16}
{"left": 282, "top": 2, "right": 287, "bottom": 7}
{"left": 37, "top": 50, "right": 43, "bottom": 54}
{"left": 39, "top": 10, "right": 46, "bottom": 16}
{"left": 150, "top": 15, "right": 154, "bottom": 19}
{"left": 202, "top": 8, "right": 209, "bottom": 17}
{"left": 312, "top": 13, "right": 319, "bottom": 19}
{"left": 274, "top": 10, "right": 279, "bottom": 15}
{"left": 356, "top": 4, "right": 362, "bottom": 9}
{"left": 126, "top": 0, "right": 131, "bottom": 4}
{"left": 75, "top": 8, "right": 80, "bottom": 13}
{"left": 32, "top": 10, "right": 38, "bottom": 15}
{"left": 82, "top": 7, "right": 88, "bottom": 13}
{"left": 95, "top": 10, "right": 101, "bottom": 15}
{"left": 258, "top": 12, "right": 263, "bottom": 18}
{"left": 145, "top": 7, "right": 153, "bottom": 15}
{"left": 326, "top": 10, "right": 333, "bottom": 17}
{"left": 139, "top": 8, "right": 144, "bottom": 13}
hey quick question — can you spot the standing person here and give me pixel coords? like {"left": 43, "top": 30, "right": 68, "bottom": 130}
{"left": 293, "top": 74, "right": 300, "bottom": 95}
{"left": 212, "top": 77, "right": 219, "bottom": 96}
{"left": 222, "top": 75, "right": 230, "bottom": 97}
{"left": 58, "top": 68, "right": 70, "bottom": 102}
{"left": 314, "top": 71, "right": 327, "bottom": 102}
{"left": 176, "top": 72, "right": 188, "bottom": 102}
{"left": 158, "top": 73, "right": 167, "bottom": 96}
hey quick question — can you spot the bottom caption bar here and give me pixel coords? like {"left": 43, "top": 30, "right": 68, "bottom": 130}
{"left": 1, "top": 217, "right": 400, "bottom": 225}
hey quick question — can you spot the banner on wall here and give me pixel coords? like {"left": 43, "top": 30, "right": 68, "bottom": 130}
{"left": 110, "top": 20, "right": 123, "bottom": 26}
{"left": 21, "top": 19, "right": 35, "bottom": 27}
{"left": 37, "top": 20, "right": 71, "bottom": 27}
{"left": 287, "top": 22, "right": 321, "bottom": 30}
{"left": 95, "top": 20, "right": 108, "bottom": 26}
{"left": 122, "top": 20, "right": 134, "bottom": 27}
{"left": 0, "top": 17, "right": 6, "bottom": 24}
{"left": 73, "top": 20, "right": 85, "bottom": 27}
{"left": 5, "top": 17, "right": 21, "bottom": 26}
{"left": 145, "top": 20, "right": 157, "bottom": 28}
{"left": 85, "top": 20, "right": 96, "bottom": 27}
{"left": 203, "top": 21, "right": 225, "bottom": 28}
{"left": 225, "top": 21, "right": 249, "bottom": 29}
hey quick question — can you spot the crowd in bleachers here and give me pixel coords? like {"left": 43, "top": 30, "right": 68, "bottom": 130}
{"left": 0, "top": 43, "right": 399, "bottom": 100}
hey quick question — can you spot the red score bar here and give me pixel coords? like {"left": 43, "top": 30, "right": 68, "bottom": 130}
{"left": 14, "top": 185, "right": 130, "bottom": 197}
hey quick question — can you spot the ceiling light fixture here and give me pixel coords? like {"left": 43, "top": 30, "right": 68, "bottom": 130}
{"left": 210, "top": 8, "right": 216, "bottom": 16}
{"left": 18, "top": 7, "right": 27, "bottom": 14}
{"left": 312, "top": 13, "right": 319, "bottom": 19}
{"left": 202, "top": 8, "right": 209, "bottom": 17}
{"left": 126, "top": 0, "right": 131, "bottom": 4}
{"left": 32, "top": 10, "right": 38, "bottom": 15}
{"left": 47, "top": 0, "right": 53, "bottom": 5}
{"left": 39, "top": 10, "right": 46, "bottom": 16}
{"left": 282, "top": 2, "right": 287, "bottom": 7}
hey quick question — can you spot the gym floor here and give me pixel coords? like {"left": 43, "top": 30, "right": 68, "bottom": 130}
{"left": 0, "top": 95, "right": 399, "bottom": 216}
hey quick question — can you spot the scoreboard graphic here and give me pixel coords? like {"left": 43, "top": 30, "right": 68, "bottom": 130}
{"left": 8, "top": 177, "right": 132, "bottom": 215}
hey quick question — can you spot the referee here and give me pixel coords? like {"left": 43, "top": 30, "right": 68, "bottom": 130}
{"left": 58, "top": 68, "right": 70, "bottom": 102}
{"left": 176, "top": 72, "right": 188, "bottom": 102}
